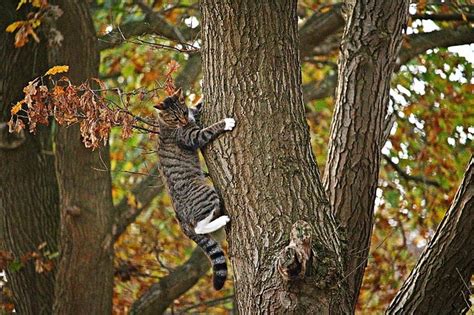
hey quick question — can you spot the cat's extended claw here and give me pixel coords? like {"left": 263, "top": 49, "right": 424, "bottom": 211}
{"left": 224, "top": 118, "right": 236, "bottom": 131}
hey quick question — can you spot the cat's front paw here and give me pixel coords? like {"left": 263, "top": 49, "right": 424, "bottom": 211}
{"left": 224, "top": 118, "right": 236, "bottom": 131}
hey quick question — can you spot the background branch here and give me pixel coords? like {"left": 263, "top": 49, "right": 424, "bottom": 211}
{"left": 398, "top": 28, "right": 474, "bottom": 68}
{"left": 299, "top": 4, "right": 344, "bottom": 58}
{"left": 411, "top": 13, "right": 474, "bottom": 22}
{"left": 303, "top": 28, "right": 474, "bottom": 102}
{"left": 383, "top": 154, "right": 442, "bottom": 188}
{"left": 178, "top": 295, "right": 234, "bottom": 313}
{"left": 130, "top": 248, "right": 211, "bottom": 315}
{"left": 302, "top": 73, "right": 338, "bottom": 102}
{"left": 98, "top": 8, "right": 198, "bottom": 52}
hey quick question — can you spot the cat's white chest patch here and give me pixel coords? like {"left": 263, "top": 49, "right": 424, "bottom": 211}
{"left": 188, "top": 110, "right": 195, "bottom": 122}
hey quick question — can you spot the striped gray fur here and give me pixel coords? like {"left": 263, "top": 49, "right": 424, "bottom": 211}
{"left": 155, "top": 89, "right": 234, "bottom": 290}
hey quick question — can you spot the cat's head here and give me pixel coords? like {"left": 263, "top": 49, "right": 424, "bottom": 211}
{"left": 154, "top": 88, "right": 190, "bottom": 128}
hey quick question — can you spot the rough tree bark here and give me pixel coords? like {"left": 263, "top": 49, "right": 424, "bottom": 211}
{"left": 322, "top": 0, "right": 409, "bottom": 309}
{"left": 388, "top": 157, "right": 474, "bottom": 314}
{"left": 200, "top": 1, "right": 349, "bottom": 313}
{"left": 0, "top": 2, "right": 59, "bottom": 314}
{"left": 48, "top": 1, "right": 114, "bottom": 314}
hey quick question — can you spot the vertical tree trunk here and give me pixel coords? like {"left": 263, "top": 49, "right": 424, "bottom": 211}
{"left": 0, "top": 2, "right": 59, "bottom": 314}
{"left": 387, "top": 158, "right": 474, "bottom": 314}
{"left": 48, "top": 1, "right": 114, "bottom": 313}
{"left": 200, "top": 1, "right": 349, "bottom": 313}
{"left": 323, "top": 0, "right": 409, "bottom": 308}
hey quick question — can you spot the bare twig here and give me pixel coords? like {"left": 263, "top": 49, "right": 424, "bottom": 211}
{"left": 383, "top": 154, "right": 442, "bottom": 188}
{"left": 129, "top": 37, "right": 199, "bottom": 54}
{"left": 132, "top": 125, "right": 160, "bottom": 134}
{"left": 98, "top": 5, "right": 199, "bottom": 52}
{"left": 180, "top": 295, "right": 234, "bottom": 313}
{"left": 333, "top": 229, "right": 396, "bottom": 288}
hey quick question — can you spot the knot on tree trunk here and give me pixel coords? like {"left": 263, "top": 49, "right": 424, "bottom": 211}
{"left": 65, "top": 205, "right": 81, "bottom": 217}
{"left": 276, "top": 220, "right": 313, "bottom": 281}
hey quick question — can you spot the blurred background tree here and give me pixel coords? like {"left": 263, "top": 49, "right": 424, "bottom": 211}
{"left": 0, "top": 0, "right": 473, "bottom": 314}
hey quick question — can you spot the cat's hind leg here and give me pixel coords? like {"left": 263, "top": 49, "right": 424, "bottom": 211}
{"left": 194, "top": 211, "right": 213, "bottom": 233}
{"left": 194, "top": 191, "right": 230, "bottom": 234}
{"left": 195, "top": 215, "right": 230, "bottom": 234}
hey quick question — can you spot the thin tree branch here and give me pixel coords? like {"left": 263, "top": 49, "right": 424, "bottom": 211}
{"left": 127, "top": 37, "right": 199, "bottom": 54}
{"left": 130, "top": 248, "right": 211, "bottom": 315}
{"left": 98, "top": 9, "right": 198, "bottom": 52}
{"left": 179, "top": 295, "right": 234, "bottom": 313}
{"left": 299, "top": 4, "right": 345, "bottom": 58}
{"left": 387, "top": 157, "right": 474, "bottom": 314}
{"left": 411, "top": 13, "right": 474, "bottom": 22}
{"left": 302, "top": 73, "right": 338, "bottom": 102}
{"left": 398, "top": 27, "right": 474, "bottom": 68}
{"left": 303, "top": 28, "right": 474, "bottom": 102}
{"left": 382, "top": 154, "right": 442, "bottom": 188}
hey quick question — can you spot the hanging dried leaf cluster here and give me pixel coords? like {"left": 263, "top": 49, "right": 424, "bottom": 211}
{"left": 8, "top": 61, "right": 181, "bottom": 150}
{"left": 164, "top": 60, "right": 180, "bottom": 95}
{"left": 0, "top": 242, "right": 56, "bottom": 275}
{"left": 5, "top": 1, "right": 63, "bottom": 48}
{"left": 8, "top": 76, "right": 137, "bottom": 149}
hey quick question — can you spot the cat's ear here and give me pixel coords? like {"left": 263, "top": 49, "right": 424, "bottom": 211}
{"left": 173, "top": 87, "right": 184, "bottom": 102}
{"left": 195, "top": 101, "right": 203, "bottom": 112}
{"left": 154, "top": 102, "right": 167, "bottom": 110}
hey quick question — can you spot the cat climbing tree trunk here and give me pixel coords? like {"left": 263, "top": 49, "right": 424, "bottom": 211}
{"left": 200, "top": 1, "right": 350, "bottom": 313}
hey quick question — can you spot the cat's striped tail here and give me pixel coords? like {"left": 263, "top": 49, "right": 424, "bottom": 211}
{"left": 191, "top": 234, "right": 227, "bottom": 290}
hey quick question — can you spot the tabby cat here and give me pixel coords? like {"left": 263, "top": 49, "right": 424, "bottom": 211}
{"left": 155, "top": 88, "right": 235, "bottom": 290}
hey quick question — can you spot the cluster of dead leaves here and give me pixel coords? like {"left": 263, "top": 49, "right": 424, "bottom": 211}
{"left": 5, "top": 0, "right": 63, "bottom": 48}
{"left": 1, "top": 242, "right": 56, "bottom": 312}
{"left": 9, "top": 60, "right": 182, "bottom": 149}
{"left": 9, "top": 66, "right": 136, "bottom": 149}
{"left": 0, "top": 242, "right": 56, "bottom": 274}
{"left": 164, "top": 60, "right": 180, "bottom": 95}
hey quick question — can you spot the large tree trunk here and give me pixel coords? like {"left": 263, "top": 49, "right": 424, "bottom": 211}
{"left": 323, "top": 0, "right": 409, "bottom": 309}
{"left": 387, "top": 158, "right": 474, "bottom": 314}
{"left": 48, "top": 1, "right": 114, "bottom": 313}
{"left": 200, "top": 1, "right": 349, "bottom": 313}
{"left": 0, "top": 2, "right": 59, "bottom": 314}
